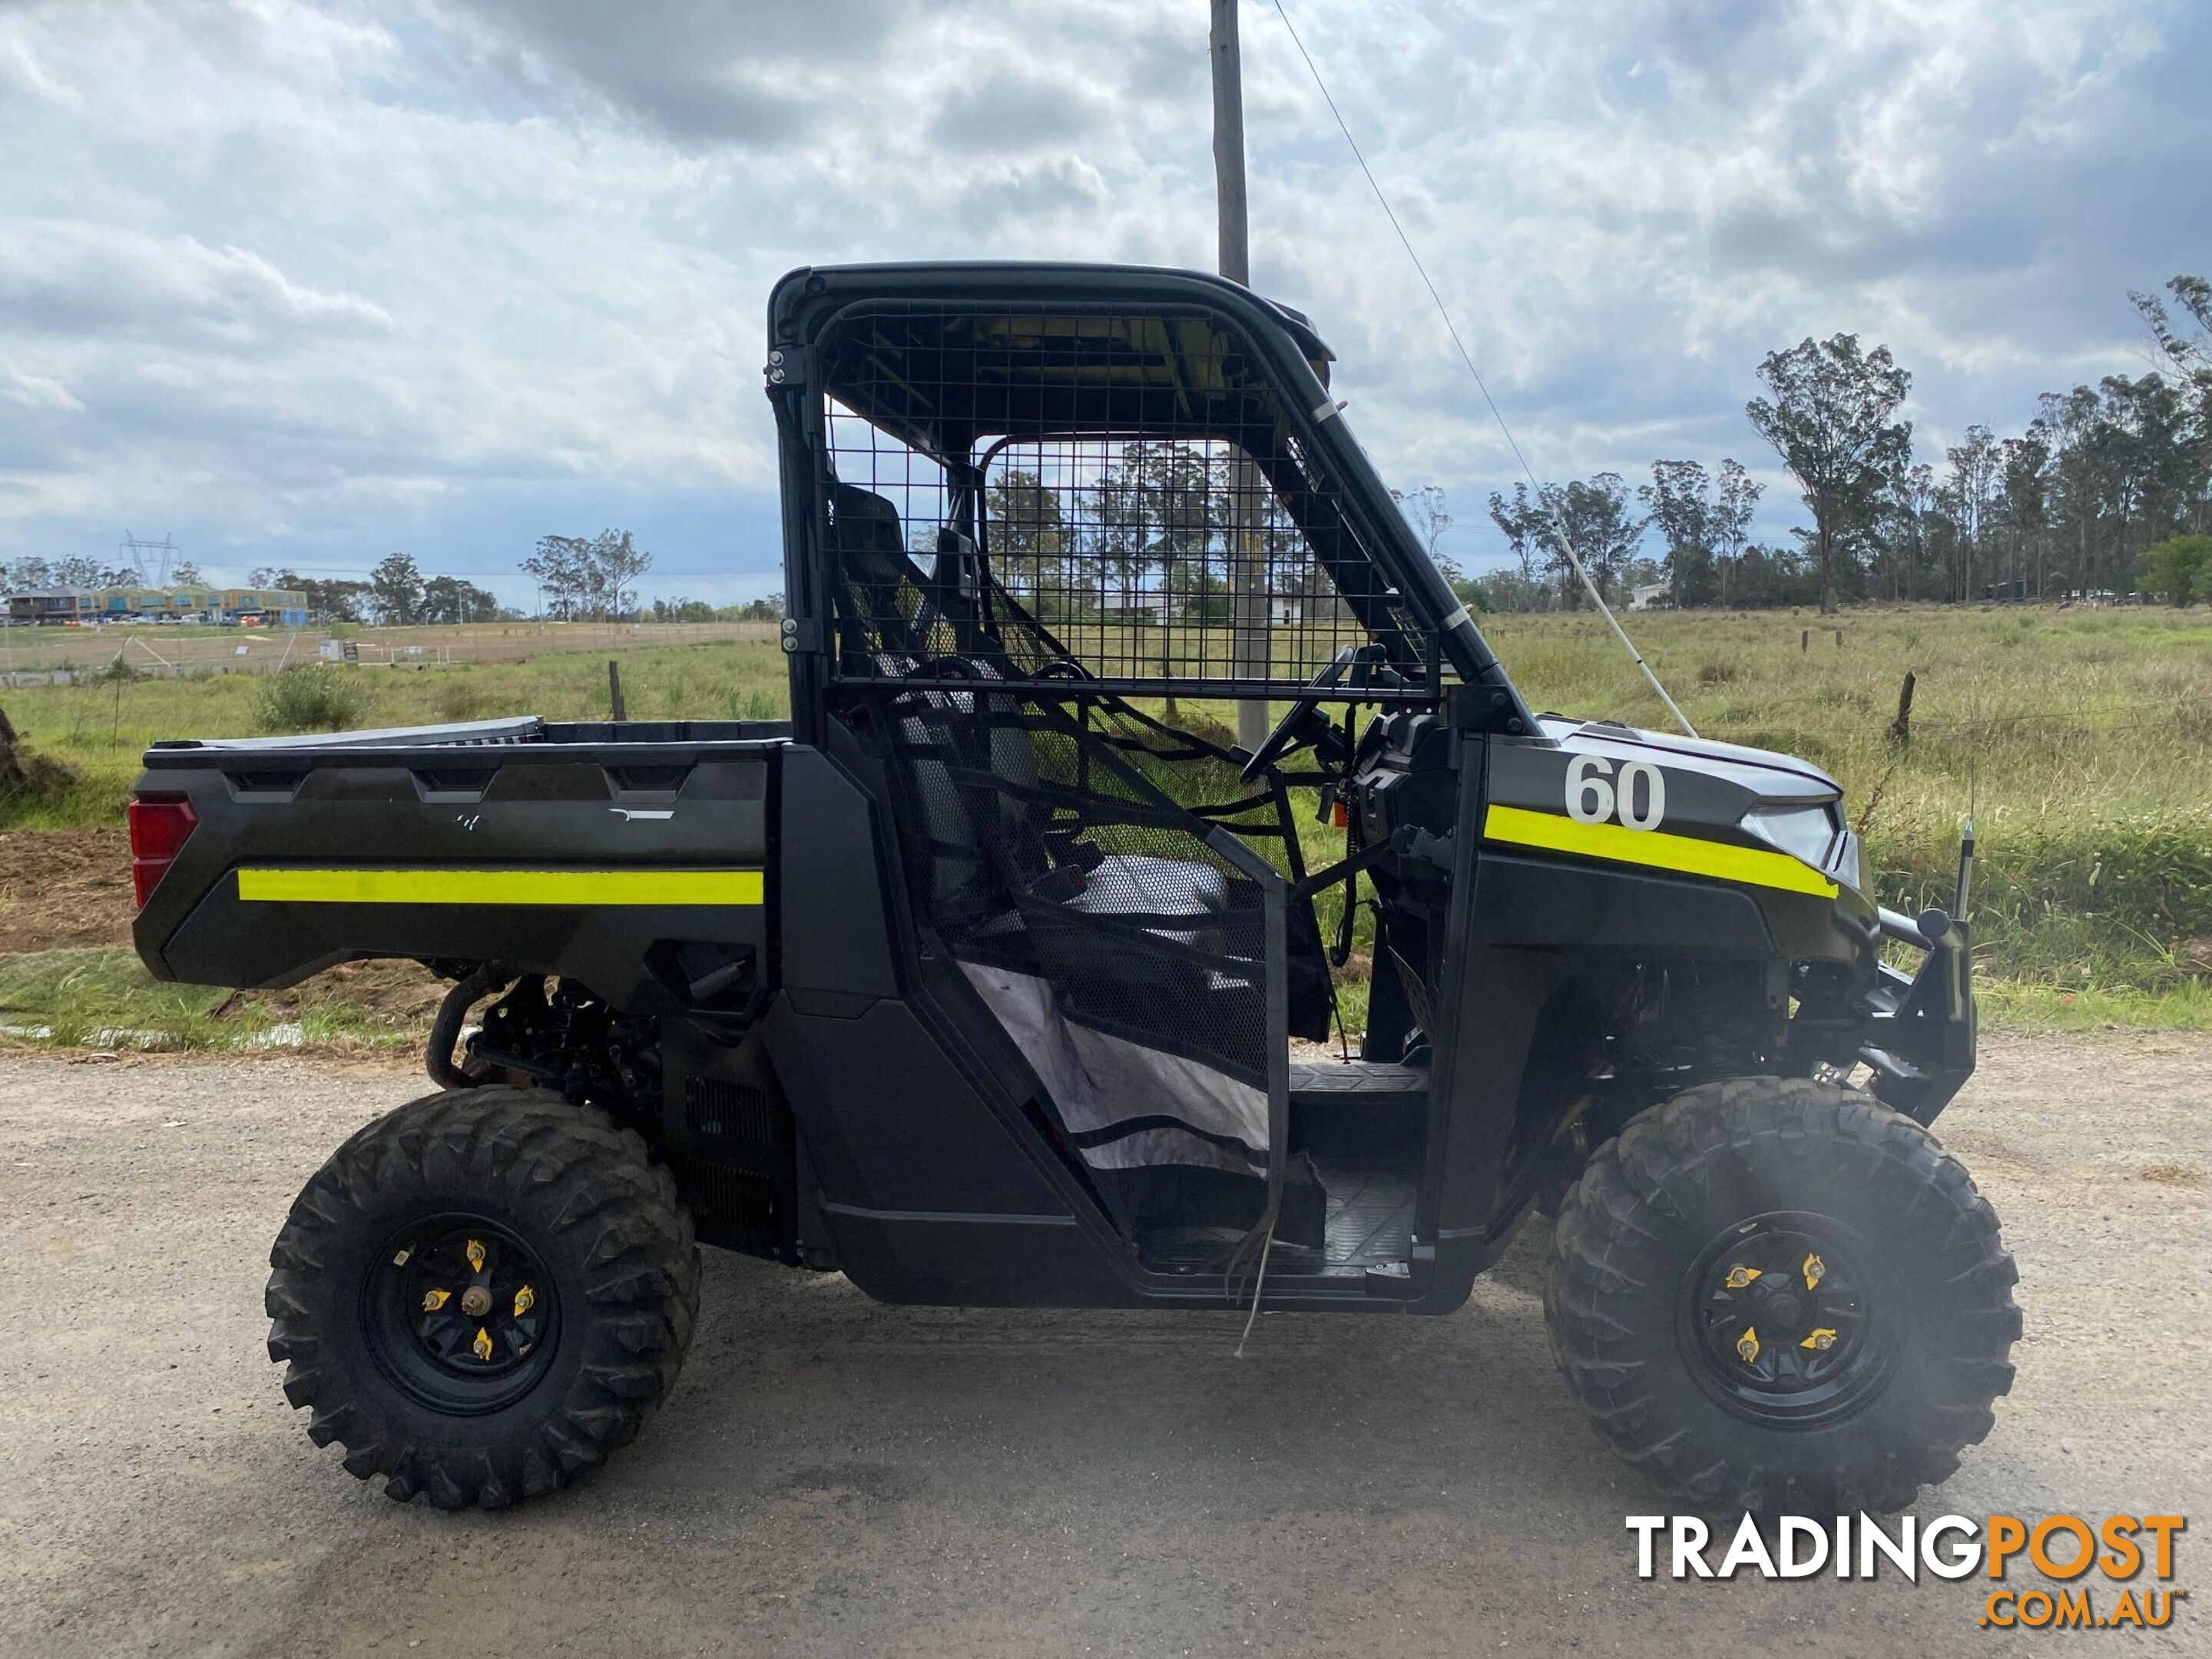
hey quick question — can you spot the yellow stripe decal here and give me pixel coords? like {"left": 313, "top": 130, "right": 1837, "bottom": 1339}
{"left": 237, "top": 868, "right": 765, "bottom": 906}
{"left": 1482, "top": 803, "right": 1838, "bottom": 898}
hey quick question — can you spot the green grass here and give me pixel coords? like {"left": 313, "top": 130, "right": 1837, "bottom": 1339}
{"left": 0, "top": 948, "right": 414, "bottom": 1052}
{"left": 1976, "top": 979, "right": 2212, "bottom": 1031}
{"left": 5, "top": 603, "right": 2210, "bottom": 1027}
{"left": 0, "top": 638, "right": 793, "bottom": 828}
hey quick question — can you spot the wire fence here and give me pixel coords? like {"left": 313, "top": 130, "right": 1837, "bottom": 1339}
{"left": 0, "top": 621, "right": 778, "bottom": 685}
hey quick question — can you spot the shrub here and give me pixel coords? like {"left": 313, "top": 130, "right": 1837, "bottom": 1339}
{"left": 255, "top": 667, "right": 367, "bottom": 733}
{"left": 2139, "top": 535, "right": 2212, "bottom": 607}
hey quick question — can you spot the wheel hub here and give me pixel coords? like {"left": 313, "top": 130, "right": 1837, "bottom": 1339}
{"left": 364, "top": 1216, "right": 561, "bottom": 1413}
{"left": 1678, "top": 1212, "right": 1901, "bottom": 1427}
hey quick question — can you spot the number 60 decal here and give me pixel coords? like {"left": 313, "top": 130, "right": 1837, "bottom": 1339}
{"left": 1565, "top": 754, "right": 1667, "bottom": 831}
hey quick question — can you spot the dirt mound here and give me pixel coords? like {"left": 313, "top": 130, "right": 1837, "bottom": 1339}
{"left": 0, "top": 829, "right": 134, "bottom": 951}
{"left": 246, "top": 958, "right": 449, "bottom": 1024}
{"left": 0, "top": 830, "right": 450, "bottom": 1023}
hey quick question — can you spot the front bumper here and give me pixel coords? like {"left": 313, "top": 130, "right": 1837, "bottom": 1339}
{"left": 1858, "top": 906, "right": 1976, "bottom": 1124}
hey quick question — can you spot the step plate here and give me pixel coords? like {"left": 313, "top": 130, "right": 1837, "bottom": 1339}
{"left": 1288, "top": 1059, "right": 1429, "bottom": 1109}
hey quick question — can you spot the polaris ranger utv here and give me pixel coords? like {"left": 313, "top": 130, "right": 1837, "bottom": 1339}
{"left": 131, "top": 263, "right": 2015, "bottom": 1513}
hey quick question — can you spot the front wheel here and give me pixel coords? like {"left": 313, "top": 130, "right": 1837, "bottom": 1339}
{"left": 265, "top": 1087, "right": 700, "bottom": 1508}
{"left": 1544, "top": 1076, "right": 2019, "bottom": 1513}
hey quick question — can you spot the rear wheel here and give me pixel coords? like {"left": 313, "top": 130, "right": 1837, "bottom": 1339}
{"left": 266, "top": 1087, "right": 699, "bottom": 1509}
{"left": 1544, "top": 1076, "right": 2019, "bottom": 1513}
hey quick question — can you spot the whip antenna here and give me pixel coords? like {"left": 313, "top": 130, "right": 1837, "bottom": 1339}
{"left": 1267, "top": 0, "right": 1697, "bottom": 737}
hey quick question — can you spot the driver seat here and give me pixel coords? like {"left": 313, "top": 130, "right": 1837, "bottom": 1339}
{"left": 937, "top": 663, "right": 1231, "bottom": 935}
{"left": 824, "top": 486, "right": 1230, "bottom": 932}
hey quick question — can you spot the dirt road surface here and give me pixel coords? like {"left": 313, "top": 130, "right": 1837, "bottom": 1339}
{"left": 1, "top": 1032, "right": 2204, "bottom": 1657}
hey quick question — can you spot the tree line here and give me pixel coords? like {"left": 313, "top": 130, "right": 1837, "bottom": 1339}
{"left": 253, "top": 532, "right": 652, "bottom": 628}
{"left": 969, "top": 275, "right": 2208, "bottom": 630}
{"left": 0, "top": 554, "right": 152, "bottom": 591}
{"left": 984, "top": 441, "right": 1339, "bottom": 624}
{"left": 1480, "top": 274, "right": 2212, "bottom": 614}
{"left": 242, "top": 555, "right": 502, "bottom": 626}
{"left": 2, "top": 529, "right": 786, "bottom": 627}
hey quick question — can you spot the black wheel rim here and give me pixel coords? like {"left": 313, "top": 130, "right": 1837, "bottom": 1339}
{"left": 1676, "top": 1210, "right": 1903, "bottom": 1428}
{"left": 363, "top": 1214, "right": 561, "bottom": 1415}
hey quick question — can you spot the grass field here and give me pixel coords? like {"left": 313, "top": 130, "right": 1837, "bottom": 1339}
{"left": 0, "top": 635, "right": 794, "bottom": 827}
{"left": 0, "top": 618, "right": 771, "bottom": 677}
{"left": 2, "top": 602, "right": 2206, "bottom": 1031}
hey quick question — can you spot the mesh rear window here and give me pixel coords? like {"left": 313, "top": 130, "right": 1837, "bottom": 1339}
{"left": 816, "top": 303, "right": 1433, "bottom": 697}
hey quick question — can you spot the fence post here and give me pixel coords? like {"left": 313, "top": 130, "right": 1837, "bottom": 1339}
{"left": 1887, "top": 670, "right": 1916, "bottom": 746}
{"left": 608, "top": 660, "right": 627, "bottom": 723}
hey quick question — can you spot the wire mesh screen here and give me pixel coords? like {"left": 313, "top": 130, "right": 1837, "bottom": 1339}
{"left": 980, "top": 437, "right": 1356, "bottom": 684}
{"left": 815, "top": 303, "right": 1434, "bottom": 699}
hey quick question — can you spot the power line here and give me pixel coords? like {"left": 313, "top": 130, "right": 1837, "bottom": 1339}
{"left": 1266, "top": 0, "right": 1697, "bottom": 737}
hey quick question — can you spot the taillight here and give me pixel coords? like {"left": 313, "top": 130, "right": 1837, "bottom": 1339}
{"left": 127, "top": 795, "right": 197, "bottom": 910}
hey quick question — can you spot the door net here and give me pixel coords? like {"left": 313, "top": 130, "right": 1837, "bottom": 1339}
{"left": 858, "top": 665, "right": 1327, "bottom": 1250}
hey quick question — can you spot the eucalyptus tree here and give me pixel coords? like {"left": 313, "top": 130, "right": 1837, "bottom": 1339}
{"left": 1746, "top": 334, "right": 1914, "bottom": 614}
{"left": 1640, "top": 460, "right": 1717, "bottom": 607}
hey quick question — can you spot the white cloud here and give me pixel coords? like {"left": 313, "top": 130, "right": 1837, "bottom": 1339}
{"left": 0, "top": 0, "right": 2201, "bottom": 596}
{"left": 0, "top": 363, "right": 84, "bottom": 415}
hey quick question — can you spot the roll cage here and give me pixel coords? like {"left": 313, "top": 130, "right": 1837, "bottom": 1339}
{"left": 763, "top": 261, "right": 1537, "bottom": 733}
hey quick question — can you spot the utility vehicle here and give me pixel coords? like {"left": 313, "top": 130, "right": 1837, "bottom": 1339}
{"left": 131, "top": 263, "right": 2015, "bottom": 1513}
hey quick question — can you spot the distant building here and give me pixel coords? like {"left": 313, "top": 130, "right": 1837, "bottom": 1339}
{"left": 1096, "top": 596, "right": 1172, "bottom": 626}
{"left": 5, "top": 590, "right": 85, "bottom": 624}
{"left": 4, "top": 585, "right": 311, "bottom": 626}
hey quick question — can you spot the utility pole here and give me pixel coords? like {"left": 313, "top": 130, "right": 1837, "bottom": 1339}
{"left": 1210, "top": 0, "right": 1250, "bottom": 289}
{"left": 1210, "top": 0, "right": 1269, "bottom": 751}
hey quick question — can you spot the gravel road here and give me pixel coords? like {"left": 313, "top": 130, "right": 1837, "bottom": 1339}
{"left": 1, "top": 1032, "right": 2204, "bottom": 1657}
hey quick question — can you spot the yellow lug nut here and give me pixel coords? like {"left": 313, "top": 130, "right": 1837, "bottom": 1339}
{"left": 1724, "top": 1266, "right": 1762, "bottom": 1290}
{"left": 513, "top": 1285, "right": 536, "bottom": 1318}
{"left": 421, "top": 1288, "right": 450, "bottom": 1313}
{"left": 1803, "top": 1253, "right": 1826, "bottom": 1290}
{"left": 1736, "top": 1327, "right": 1761, "bottom": 1363}
{"left": 472, "top": 1326, "right": 494, "bottom": 1362}
{"left": 465, "top": 1239, "right": 486, "bottom": 1275}
{"left": 1801, "top": 1328, "right": 1838, "bottom": 1351}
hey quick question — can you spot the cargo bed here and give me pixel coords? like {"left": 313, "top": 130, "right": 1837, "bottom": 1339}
{"left": 133, "top": 717, "right": 790, "bottom": 1016}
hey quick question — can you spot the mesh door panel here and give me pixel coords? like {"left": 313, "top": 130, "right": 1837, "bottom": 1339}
{"left": 878, "top": 684, "right": 1272, "bottom": 1092}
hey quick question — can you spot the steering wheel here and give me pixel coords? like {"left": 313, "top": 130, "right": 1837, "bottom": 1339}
{"left": 1239, "top": 647, "right": 1356, "bottom": 783}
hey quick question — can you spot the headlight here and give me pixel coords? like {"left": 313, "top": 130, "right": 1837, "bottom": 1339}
{"left": 1740, "top": 803, "right": 1843, "bottom": 874}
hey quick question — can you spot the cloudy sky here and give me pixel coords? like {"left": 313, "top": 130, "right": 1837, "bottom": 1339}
{"left": 1, "top": 0, "right": 2204, "bottom": 604}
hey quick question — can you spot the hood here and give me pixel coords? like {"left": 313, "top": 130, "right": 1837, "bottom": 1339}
{"left": 1537, "top": 715, "right": 1840, "bottom": 806}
